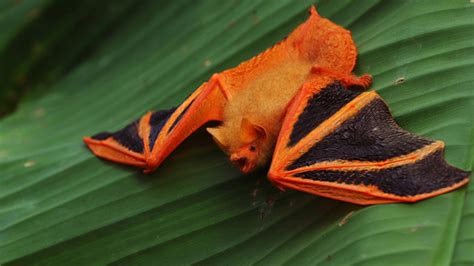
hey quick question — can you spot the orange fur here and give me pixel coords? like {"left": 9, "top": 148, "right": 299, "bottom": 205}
{"left": 206, "top": 6, "right": 363, "bottom": 172}
{"left": 86, "top": 6, "right": 368, "bottom": 174}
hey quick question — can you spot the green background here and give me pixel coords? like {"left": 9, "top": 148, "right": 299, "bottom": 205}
{"left": 1, "top": 0, "right": 473, "bottom": 265}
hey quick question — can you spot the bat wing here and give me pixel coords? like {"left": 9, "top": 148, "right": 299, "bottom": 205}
{"left": 268, "top": 80, "right": 470, "bottom": 205}
{"left": 84, "top": 75, "right": 229, "bottom": 173}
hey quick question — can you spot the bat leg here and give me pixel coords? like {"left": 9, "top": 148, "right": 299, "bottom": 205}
{"left": 311, "top": 65, "right": 372, "bottom": 90}
{"left": 84, "top": 73, "right": 230, "bottom": 173}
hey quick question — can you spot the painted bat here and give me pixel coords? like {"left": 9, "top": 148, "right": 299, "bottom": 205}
{"left": 84, "top": 6, "right": 469, "bottom": 205}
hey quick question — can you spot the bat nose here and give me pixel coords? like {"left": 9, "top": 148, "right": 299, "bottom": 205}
{"left": 231, "top": 155, "right": 248, "bottom": 169}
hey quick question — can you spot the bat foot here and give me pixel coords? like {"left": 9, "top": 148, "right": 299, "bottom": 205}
{"left": 356, "top": 74, "right": 372, "bottom": 89}
{"left": 311, "top": 65, "right": 372, "bottom": 90}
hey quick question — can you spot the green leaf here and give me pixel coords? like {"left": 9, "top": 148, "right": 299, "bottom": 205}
{"left": 1, "top": 0, "right": 473, "bottom": 265}
{"left": 0, "top": 0, "right": 138, "bottom": 115}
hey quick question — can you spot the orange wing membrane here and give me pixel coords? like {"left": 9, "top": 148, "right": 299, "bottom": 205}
{"left": 84, "top": 76, "right": 229, "bottom": 173}
{"left": 269, "top": 79, "right": 470, "bottom": 205}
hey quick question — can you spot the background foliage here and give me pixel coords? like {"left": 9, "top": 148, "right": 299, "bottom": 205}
{"left": 0, "top": 0, "right": 473, "bottom": 265}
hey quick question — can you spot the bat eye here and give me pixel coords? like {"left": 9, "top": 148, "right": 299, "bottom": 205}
{"left": 249, "top": 145, "right": 256, "bottom": 152}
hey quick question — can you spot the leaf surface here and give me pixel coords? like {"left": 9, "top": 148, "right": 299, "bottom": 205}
{"left": 1, "top": 0, "right": 473, "bottom": 265}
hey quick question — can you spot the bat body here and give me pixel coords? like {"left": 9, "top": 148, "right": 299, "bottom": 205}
{"left": 208, "top": 60, "right": 311, "bottom": 172}
{"left": 84, "top": 7, "right": 469, "bottom": 205}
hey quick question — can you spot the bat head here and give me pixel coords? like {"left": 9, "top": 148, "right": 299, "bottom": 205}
{"left": 207, "top": 118, "right": 270, "bottom": 174}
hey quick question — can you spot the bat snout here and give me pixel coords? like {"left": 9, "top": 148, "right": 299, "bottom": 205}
{"left": 230, "top": 154, "right": 255, "bottom": 173}
{"left": 231, "top": 154, "right": 248, "bottom": 168}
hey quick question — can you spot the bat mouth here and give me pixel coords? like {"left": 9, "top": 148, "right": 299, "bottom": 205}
{"left": 232, "top": 157, "right": 247, "bottom": 168}
{"left": 231, "top": 157, "right": 255, "bottom": 174}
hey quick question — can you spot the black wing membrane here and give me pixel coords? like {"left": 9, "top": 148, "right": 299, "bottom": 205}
{"left": 84, "top": 80, "right": 228, "bottom": 172}
{"left": 84, "top": 107, "right": 177, "bottom": 169}
{"left": 269, "top": 81, "right": 470, "bottom": 205}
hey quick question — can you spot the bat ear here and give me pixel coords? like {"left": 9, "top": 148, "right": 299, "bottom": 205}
{"left": 240, "top": 118, "right": 267, "bottom": 143}
{"left": 207, "top": 127, "right": 229, "bottom": 153}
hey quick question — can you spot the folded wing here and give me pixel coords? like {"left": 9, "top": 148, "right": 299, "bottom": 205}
{"left": 269, "top": 80, "right": 470, "bottom": 205}
{"left": 84, "top": 79, "right": 228, "bottom": 173}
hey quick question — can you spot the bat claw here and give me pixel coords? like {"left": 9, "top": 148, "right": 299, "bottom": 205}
{"left": 357, "top": 74, "right": 373, "bottom": 89}
{"left": 311, "top": 65, "right": 372, "bottom": 90}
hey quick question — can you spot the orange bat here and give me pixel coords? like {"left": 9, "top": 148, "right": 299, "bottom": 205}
{"left": 84, "top": 6, "right": 469, "bottom": 205}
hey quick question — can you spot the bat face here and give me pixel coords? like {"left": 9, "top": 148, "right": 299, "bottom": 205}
{"left": 229, "top": 144, "right": 259, "bottom": 173}
{"left": 207, "top": 118, "right": 273, "bottom": 173}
